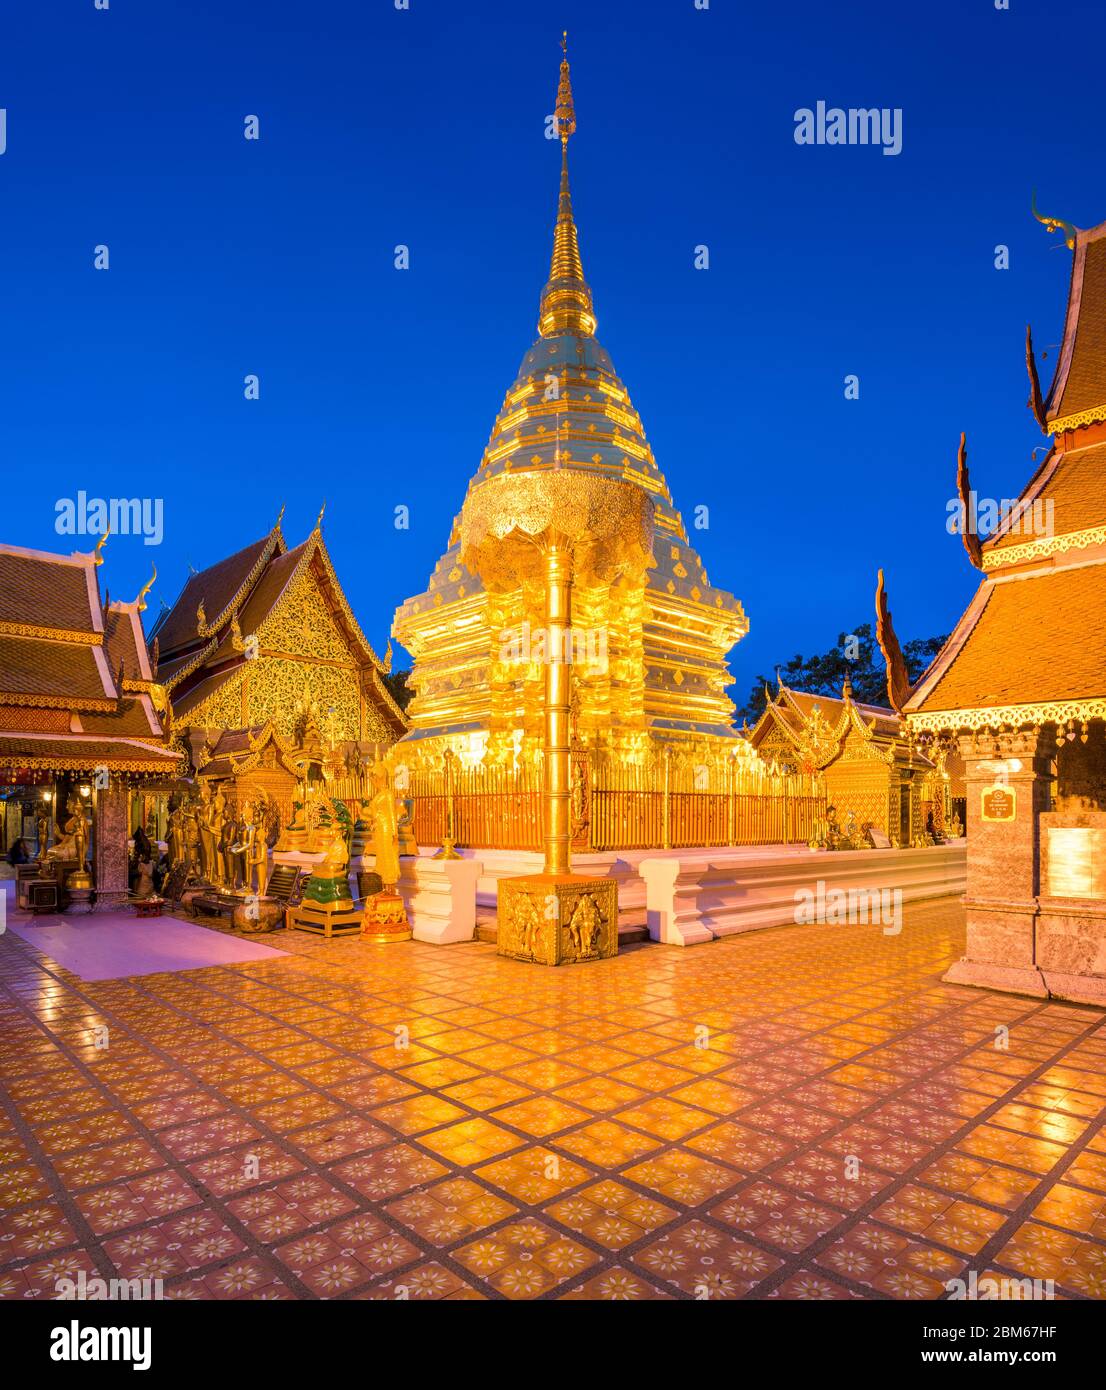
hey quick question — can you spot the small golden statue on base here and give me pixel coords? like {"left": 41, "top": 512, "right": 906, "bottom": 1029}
{"left": 361, "top": 761, "right": 411, "bottom": 942}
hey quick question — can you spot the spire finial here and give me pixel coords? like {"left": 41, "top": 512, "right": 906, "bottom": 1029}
{"left": 538, "top": 34, "right": 594, "bottom": 338}
{"left": 556, "top": 32, "right": 575, "bottom": 142}
{"left": 93, "top": 526, "right": 110, "bottom": 567}
{"left": 276, "top": 502, "right": 286, "bottom": 530}
{"left": 315, "top": 500, "right": 326, "bottom": 530}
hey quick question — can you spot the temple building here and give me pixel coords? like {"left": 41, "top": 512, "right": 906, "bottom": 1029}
{"left": 748, "top": 680, "right": 954, "bottom": 845}
{"left": 151, "top": 513, "right": 407, "bottom": 819}
{"left": 904, "top": 204, "right": 1106, "bottom": 1005}
{"left": 392, "top": 44, "right": 748, "bottom": 776}
{"left": 0, "top": 539, "right": 181, "bottom": 906}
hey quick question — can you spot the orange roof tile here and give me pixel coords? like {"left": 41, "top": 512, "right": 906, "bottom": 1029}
{"left": 912, "top": 564, "right": 1106, "bottom": 712}
{"left": 1047, "top": 229, "right": 1106, "bottom": 424}
{"left": 0, "top": 550, "right": 98, "bottom": 633}
{"left": 151, "top": 531, "right": 279, "bottom": 655}
{"left": 0, "top": 734, "right": 180, "bottom": 772}
{"left": 79, "top": 700, "right": 161, "bottom": 739}
{"left": 0, "top": 636, "right": 112, "bottom": 706}
{"left": 104, "top": 606, "right": 149, "bottom": 681}
{"left": 989, "top": 438, "right": 1106, "bottom": 551}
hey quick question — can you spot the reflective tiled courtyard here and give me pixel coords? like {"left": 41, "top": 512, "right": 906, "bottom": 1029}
{"left": 2, "top": 898, "right": 1105, "bottom": 1300}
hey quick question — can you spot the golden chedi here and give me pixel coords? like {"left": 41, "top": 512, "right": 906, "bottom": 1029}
{"left": 392, "top": 38, "right": 748, "bottom": 780}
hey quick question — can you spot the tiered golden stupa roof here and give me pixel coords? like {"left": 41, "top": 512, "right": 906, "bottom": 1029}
{"left": 907, "top": 205, "right": 1106, "bottom": 734}
{"left": 393, "top": 39, "right": 747, "bottom": 763}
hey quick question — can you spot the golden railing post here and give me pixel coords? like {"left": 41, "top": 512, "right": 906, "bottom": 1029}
{"left": 662, "top": 746, "right": 672, "bottom": 850}
{"left": 433, "top": 747, "right": 461, "bottom": 859}
{"left": 727, "top": 755, "right": 735, "bottom": 845}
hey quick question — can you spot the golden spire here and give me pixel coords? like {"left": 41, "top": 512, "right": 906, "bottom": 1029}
{"left": 538, "top": 33, "right": 596, "bottom": 339}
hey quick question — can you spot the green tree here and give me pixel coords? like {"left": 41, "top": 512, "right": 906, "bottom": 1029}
{"left": 735, "top": 623, "right": 947, "bottom": 723}
{"left": 383, "top": 668, "right": 415, "bottom": 712}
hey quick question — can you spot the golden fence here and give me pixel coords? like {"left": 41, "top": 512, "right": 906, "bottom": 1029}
{"left": 399, "top": 755, "right": 823, "bottom": 853}
{"left": 408, "top": 764, "right": 543, "bottom": 853}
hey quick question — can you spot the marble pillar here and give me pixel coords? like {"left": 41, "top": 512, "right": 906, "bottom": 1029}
{"left": 944, "top": 729, "right": 1054, "bottom": 998}
{"left": 92, "top": 780, "right": 131, "bottom": 911}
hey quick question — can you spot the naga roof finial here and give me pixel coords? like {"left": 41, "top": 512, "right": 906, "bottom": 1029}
{"left": 93, "top": 525, "right": 110, "bottom": 567}
{"left": 315, "top": 500, "right": 327, "bottom": 530}
{"left": 955, "top": 433, "right": 984, "bottom": 570}
{"left": 1031, "top": 190, "right": 1078, "bottom": 251}
{"left": 875, "top": 569, "right": 912, "bottom": 715}
{"left": 135, "top": 563, "right": 157, "bottom": 612}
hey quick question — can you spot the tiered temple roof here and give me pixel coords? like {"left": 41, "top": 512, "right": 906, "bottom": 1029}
{"left": 151, "top": 517, "right": 407, "bottom": 752}
{"left": 907, "top": 210, "right": 1106, "bottom": 734}
{"left": 750, "top": 682, "right": 926, "bottom": 772}
{"left": 0, "top": 542, "right": 180, "bottom": 776}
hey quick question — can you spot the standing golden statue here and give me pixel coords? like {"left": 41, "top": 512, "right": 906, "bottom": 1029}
{"left": 361, "top": 760, "right": 411, "bottom": 941}
{"left": 198, "top": 783, "right": 219, "bottom": 883}
{"left": 239, "top": 799, "right": 270, "bottom": 896}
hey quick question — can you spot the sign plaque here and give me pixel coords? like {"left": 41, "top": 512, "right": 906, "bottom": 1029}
{"left": 981, "top": 784, "right": 1016, "bottom": 823}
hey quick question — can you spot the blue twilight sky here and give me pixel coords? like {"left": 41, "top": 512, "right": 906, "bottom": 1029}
{"left": 1, "top": 0, "right": 1102, "bottom": 707}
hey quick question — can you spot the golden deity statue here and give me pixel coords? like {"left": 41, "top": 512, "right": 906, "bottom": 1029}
{"left": 239, "top": 800, "right": 270, "bottom": 896}
{"left": 198, "top": 783, "right": 219, "bottom": 883}
{"left": 367, "top": 761, "right": 401, "bottom": 889}
{"left": 274, "top": 780, "right": 315, "bottom": 852}
{"left": 45, "top": 794, "right": 89, "bottom": 876}
{"left": 166, "top": 802, "right": 185, "bottom": 868}
{"left": 361, "top": 761, "right": 411, "bottom": 941}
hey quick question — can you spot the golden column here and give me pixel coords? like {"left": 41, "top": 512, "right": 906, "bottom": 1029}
{"left": 458, "top": 471, "right": 654, "bottom": 964}
{"left": 544, "top": 540, "right": 573, "bottom": 876}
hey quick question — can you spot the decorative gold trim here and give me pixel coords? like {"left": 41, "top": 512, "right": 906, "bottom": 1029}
{"left": 908, "top": 696, "right": 1106, "bottom": 734}
{"left": 0, "top": 754, "right": 181, "bottom": 773}
{"left": 1049, "top": 403, "right": 1106, "bottom": 435}
{"left": 0, "top": 690, "right": 115, "bottom": 712}
{"left": 984, "top": 523, "right": 1106, "bottom": 569}
{"left": 0, "top": 621, "right": 102, "bottom": 645}
{"left": 309, "top": 533, "right": 388, "bottom": 673}
{"left": 161, "top": 637, "right": 219, "bottom": 691}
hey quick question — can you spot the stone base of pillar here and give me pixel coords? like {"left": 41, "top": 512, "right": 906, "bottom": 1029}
{"left": 1038, "top": 969, "right": 1106, "bottom": 1008}
{"left": 497, "top": 873, "right": 618, "bottom": 965}
{"left": 399, "top": 858, "right": 483, "bottom": 944}
{"left": 942, "top": 958, "right": 1047, "bottom": 997}
{"left": 90, "top": 891, "right": 129, "bottom": 913}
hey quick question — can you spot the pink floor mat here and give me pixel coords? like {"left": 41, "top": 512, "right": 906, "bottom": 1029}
{"left": 5, "top": 911, "right": 286, "bottom": 980}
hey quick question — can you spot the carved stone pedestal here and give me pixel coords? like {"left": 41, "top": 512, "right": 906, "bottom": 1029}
{"left": 497, "top": 874, "right": 617, "bottom": 966}
{"left": 361, "top": 890, "right": 412, "bottom": 943}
